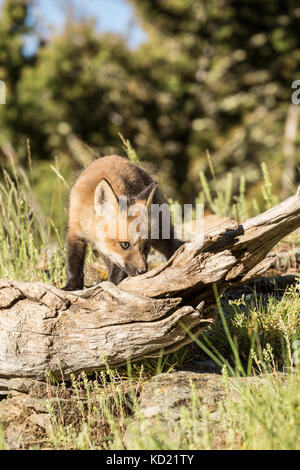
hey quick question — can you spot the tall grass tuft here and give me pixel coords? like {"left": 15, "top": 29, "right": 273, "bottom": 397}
{"left": 118, "top": 133, "right": 140, "bottom": 163}
{"left": 198, "top": 159, "right": 280, "bottom": 222}
{"left": 0, "top": 159, "right": 66, "bottom": 285}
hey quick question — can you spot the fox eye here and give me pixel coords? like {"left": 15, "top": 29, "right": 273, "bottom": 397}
{"left": 120, "top": 241, "right": 130, "bottom": 250}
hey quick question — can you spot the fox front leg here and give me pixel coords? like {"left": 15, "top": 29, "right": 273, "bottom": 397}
{"left": 63, "top": 234, "right": 87, "bottom": 291}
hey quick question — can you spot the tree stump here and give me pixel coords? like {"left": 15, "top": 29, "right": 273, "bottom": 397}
{"left": 0, "top": 188, "right": 300, "bottom": 386}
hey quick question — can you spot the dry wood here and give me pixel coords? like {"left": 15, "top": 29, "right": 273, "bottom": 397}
{"left": 0, "top": 188, "right": 300, "bottom": 385}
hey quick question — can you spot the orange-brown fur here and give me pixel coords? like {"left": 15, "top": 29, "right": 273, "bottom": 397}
{"left": 64, "top": 155, "right": 183, "bottom": 289}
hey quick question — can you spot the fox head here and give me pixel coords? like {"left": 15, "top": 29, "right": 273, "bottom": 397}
{"left": 93, "top": 179, "right": 157, "bottom": 277}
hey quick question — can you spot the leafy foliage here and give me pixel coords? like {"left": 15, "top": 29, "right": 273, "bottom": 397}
{"left": 0, "top": 0, "right": 299, "bottom": 205}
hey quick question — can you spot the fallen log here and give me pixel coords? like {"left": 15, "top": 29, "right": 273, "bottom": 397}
{"left": 0, "top": 188, "right": 300, "bottom": 384}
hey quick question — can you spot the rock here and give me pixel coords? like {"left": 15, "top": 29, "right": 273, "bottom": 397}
{"left": 0, "top": 394, "right": 28, "bottom": 424}
{"left": 125, "top": 371, "right": 229, "bottom": 448}
{"left": 0, "top": 377, "right": 53, "bottom": 396}
{"left": 29, "top": 413, "right": 52, "bottom": 432}
{"left": 124, "top": 370, "right": 278, "bottom": 448}
{"left": 138, "top": 372, "right": 230, "bottom": 422}
{"left": 137, "top": 370, "right": 281, "bottom": 422}
{"left": 0, "top": 394, "right": 46, "bottom": 449}
{"left": 0, "top": 389, "right": 89, "bottom": 448}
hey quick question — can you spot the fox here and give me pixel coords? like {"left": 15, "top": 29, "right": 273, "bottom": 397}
{"left": 64, "top": 155, "right": 184, "bottom": 290}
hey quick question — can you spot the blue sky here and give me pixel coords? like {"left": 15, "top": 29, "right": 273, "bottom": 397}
{"left": 0, "top": 0, "right": 147, "bottom": 53}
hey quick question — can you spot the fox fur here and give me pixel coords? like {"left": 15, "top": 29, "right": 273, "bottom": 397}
{"left": 64, "top": 155, "right": 183, "bottom": 290}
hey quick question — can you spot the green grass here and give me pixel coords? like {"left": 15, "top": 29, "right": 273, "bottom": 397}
{"left": 16, "top": 357, "right": 299, "bottom": 450}
{"left": 201, "top": 282, "right": 300, "bottom": 372}
{"left": 197, "top": 157, "right": 280, "bottom": 222}
{"left": 0, "top": 153, "right": 299, "bottom": 450}
{"left": 0, "top": 157, "right": 66, "bottom": 285}
{"left": 122, "top": 372, "right": 300, "bottom": 450}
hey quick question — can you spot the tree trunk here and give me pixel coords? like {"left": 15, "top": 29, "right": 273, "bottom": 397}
{"left": 0, "top": 188, "right": 300, "bottom": 385}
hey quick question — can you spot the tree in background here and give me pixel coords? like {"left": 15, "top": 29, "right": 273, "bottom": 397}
{"left": 0, "top": 0, "right": 34, "bottom": 149}
{"left": 0, "top": 0, "right": 299, "bottom": 205}
{"left": 129, "top": 0, "right": 300, "bottom": 200}
{"left": 18, "top": 22, "right": 134, "bottom": 159}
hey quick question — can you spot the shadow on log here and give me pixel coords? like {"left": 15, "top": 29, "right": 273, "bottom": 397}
{"left": 0, "top": 188, "right": 300, "bottom": 384}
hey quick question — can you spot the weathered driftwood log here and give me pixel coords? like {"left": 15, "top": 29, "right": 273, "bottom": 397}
{"left": 0, "top": 188, "right": 300, "bottom": 384}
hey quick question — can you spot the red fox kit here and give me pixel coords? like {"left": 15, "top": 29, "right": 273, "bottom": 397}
{"left": 64, "top": 155, "right": 183, "bottom": 290}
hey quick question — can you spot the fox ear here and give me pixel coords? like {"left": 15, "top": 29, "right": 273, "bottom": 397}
{"left": 94, "top": 179, "right": 118, "bottom": 215}
{"left": 136, "top": 182, "right": 157, "bottom": 208}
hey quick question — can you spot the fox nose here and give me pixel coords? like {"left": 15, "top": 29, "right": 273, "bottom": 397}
{"left": 137, "top": 265, "right": 147, "bottom": 275}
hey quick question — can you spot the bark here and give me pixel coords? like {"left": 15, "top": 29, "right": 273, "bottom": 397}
{"left": 0, "top": 187, "right": 300, "bottom": 383}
